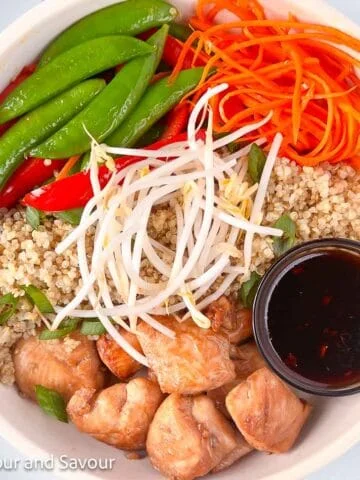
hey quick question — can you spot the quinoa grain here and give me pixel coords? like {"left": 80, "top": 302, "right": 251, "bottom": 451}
{"left": 0, "top": 159, "right": 359, "bottom": 384}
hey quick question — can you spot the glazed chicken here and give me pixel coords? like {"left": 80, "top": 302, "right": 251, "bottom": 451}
{"left": 13, "top": 331, "right": 105, "bottom": 402}
{"left": 208, "top": 342, "right": 266, "bottom": 417}
{"left": 204, "top": 295, "right": 252, "bottom": 344}
{"left": 96, "top": 328, "right": 142, "bottom": 380}
{"left": 226, "top": 367, "right": 312, "bottom": 453}
{"left": 147, "top": 393, "right": 251, "bottom": 480}
{"left": 67, "top": 377, "right": 163, "bottom": 450}
{"left": 137, "top": 315, "right": 235, "bottom": 394}
{"left": 212, "top": 432, "right": 253, "bottom": 473}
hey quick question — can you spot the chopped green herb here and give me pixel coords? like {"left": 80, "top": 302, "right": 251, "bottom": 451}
{"left": 56, "top": 208, "right": 83, "bottom": 225}
{"left": 25, "top": 206, "right": 43, "bottom": 230}
{"left": 227, "top": 140, "right": 247, "bottom": 154}
{"left": 239, "top": 271, "right": 262, "bottom": 308}
{"left": 0, "top": 293, "right": 19, "bottom": 326}
{"left": 248, "top": 144, "right": 266, "bottom": 183}
{"left": 21, "top": 284, "right": 55, "bottom": 314}
{"left": 39, "top": 318, "right": 79, "bottom": 340}
{"left": 35, "top": 385, "right": 68, "bottom": 423}
{"left": 214, "top": 132, "right": 248, "bottom": 154}
{"left": 273, "top": 214, "right": 296, "bottom": 256}
{"left": 80, "top": 320, "right": 106, "bottom": 336}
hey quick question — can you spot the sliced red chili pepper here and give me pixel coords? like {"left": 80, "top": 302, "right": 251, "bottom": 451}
{"left": 137, "top": 28, "right": 158, "bottom": 41}
{"left": 22, "top": 132, "right": 206, "bottom": 212}
{"left": 0, "top": 64, "right": 37, "bottom": 137}
{"left": 138, "top": 30, "right": 204, "bottom": 71}
{"left": 160, "top": 102, "right": 190, "bottom": 140}
{"left": 219, "top": 89, "right": 244, "bottom": 120}
{"left": 150, "top": 71, "right": 169, "bottom": 84}
{"left": 162, "top": 35, "right": 205, "bottom": 69}
{"left": 0, "top": 64, "right": 37, "bottom": 104}
{"left": 0, "top": 158, "right": 65, "bottom": 209}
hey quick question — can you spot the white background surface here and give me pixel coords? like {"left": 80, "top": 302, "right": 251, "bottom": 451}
{"left": 0, "top": 1, "right": 359, "bottom": 479}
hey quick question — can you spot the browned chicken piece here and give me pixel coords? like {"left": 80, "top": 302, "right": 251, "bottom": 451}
{"left": 147, "top": 369, "right": 160, "bottom": 385}
{"left": 204, "top": 296, "right": 252, "bottom": 344}
{"left": 96, "top": 328, "right": 143, "bottom": 380}
{"left": 67, "top": 377, "right": 164, "bottom": 450}
{"left": 231, "top": 341, "right": 266, "bottom": 376}
{"left": 137, "top": 316, "right": 235, "bottom": 395}
{"left": 147, "top": 393, "right": 248, "bottom": 480}
{"left": 13, "top": 332, "right": 105, "bottom": 402}
{"left": 212, "top": 432, "right": 253, "bottom": 473}
{"left": 226, "top": 367, "right": 312, "bottom": 453}
{"left": 208, "top": 342, "right": 266, "bottom": 417}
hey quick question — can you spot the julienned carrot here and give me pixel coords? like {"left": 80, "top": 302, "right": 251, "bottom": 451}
{"left": 56, "top": 155, "right": 80, "bottom": 180}
{"left": 172, "top": 0, "right": 360, "bottom": 167}
{"left": 162, "top": 35, "right": 206, "bottom": 69}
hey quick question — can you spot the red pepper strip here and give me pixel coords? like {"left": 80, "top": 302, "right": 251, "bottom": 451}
{"left": 162, "top": 35, "right": 205, "bottom": 69}
{"left": 139, "top": 30, "right": 204, "bottom": 70}
{"left": 0, "top": 63, "right": 37, "bottom": 136}
{"left": 0, "top": 158, "right": 65, "bottom": 209}
{"left": 351, "top": 156, "right": 360, "bottom": 170}
{"left": 161, "top": 102, "right": 190, "bottom": 140}
{"left": 22, "top": 158, "right": 138, "bottom": 212}
{"left": 150, "top": 71, "right": 169, "bottom": 84}
{"left": 137, "top": 28, "right": 158, "bottom": 41}
{"left": 0, "top": 64, "right": 36, "bottom": 104}
{"left": 23, "top": 132, "right": 206, "bottom": 212}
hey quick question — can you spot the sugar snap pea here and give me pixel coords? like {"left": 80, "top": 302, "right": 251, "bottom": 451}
{"left": 80, "top": 120, "right": 166, "bottom": 171}
{"left": 31, "top": 26, "right": 169, "bottom": 159}
{"left": 0, "top": 79, "right": 105, "bottom": 189}
{"left": 0, "top": 36, "right": 152, "bottom": 124}
{"left": 107, "top": 67, "right": 204, "bottom": 147}
{"left": 169, "top": 23, "right": 193, "bottom": 41}
{"left": 39, "top": 0, "right": 178, "bottom": 66}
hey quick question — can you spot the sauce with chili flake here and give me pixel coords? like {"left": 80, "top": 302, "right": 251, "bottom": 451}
{"left": 267, "top": 250, "right": 360, "bottom": 387}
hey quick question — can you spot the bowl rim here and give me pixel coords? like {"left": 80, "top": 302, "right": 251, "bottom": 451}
{"left": 0, "top": 0, "right": 359, "bottom": 479}
{"left": 1, "top": 385, "right": 360, "bottom": 480}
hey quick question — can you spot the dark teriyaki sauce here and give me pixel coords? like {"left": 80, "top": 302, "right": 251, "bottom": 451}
{"left": 267, "top": 250, "right": 360, "bottom": 387}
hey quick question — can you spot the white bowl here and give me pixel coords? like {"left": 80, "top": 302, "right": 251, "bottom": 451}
{"left": 0, "top": 0, "right": 359, "bottom": 479}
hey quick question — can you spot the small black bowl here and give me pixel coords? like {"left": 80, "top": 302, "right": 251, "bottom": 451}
{"left": 253, "top": 238, "right": 360, "bottom": 397}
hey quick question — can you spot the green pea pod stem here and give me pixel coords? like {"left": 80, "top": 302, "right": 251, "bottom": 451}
{"left": 0, "top": 79, "right": 105, "bottom": 189}
{"left": 0, "top": 36, "right": 152, "bottom": 124}
{"left": 31, "top": 26, "right": 169, "bottom": 159}
{"left": 39, "top": 0, "right": 178, "bottom": 67}
{"left": 107, "top": 67, "right": 204, "bottom": 147}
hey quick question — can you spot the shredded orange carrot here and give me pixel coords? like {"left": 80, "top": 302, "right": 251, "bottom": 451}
{"left": 56, "top": 156, "right": 80, "bottom": 181}
{"left": 175, "top": 0, "right": 360, "bottom": 167}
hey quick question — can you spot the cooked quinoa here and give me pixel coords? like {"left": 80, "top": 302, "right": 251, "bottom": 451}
{"left": 0, "top": 159, "right": 359, "bottom": 384}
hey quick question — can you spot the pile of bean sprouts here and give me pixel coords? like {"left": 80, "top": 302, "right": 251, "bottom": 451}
{"left": 52, "top": 84, "right": 283, "bottom": 365}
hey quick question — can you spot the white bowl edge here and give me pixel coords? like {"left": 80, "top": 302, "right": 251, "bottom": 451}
{"left": 0, "top": 0, "right": 359, "bottom": 479}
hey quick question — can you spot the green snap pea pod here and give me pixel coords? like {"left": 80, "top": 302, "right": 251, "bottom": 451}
{"left": 136, "top": 121, "right": 166, "bottom": 147}
{"left": 0, "top": 79, "right": 105, "bottom": 189}
{"left": 31, "top": 26, "right": 169, "bottom": 159}
{"left": 107, "top": 67, "right": 204, "bottom": 147}
{"left": 0, "top": 36, "right": 152, "bottom": 125}
{"left": 81, "top": 120, "right": 166, "bottom": 171}
{"left": 169, "top": 22, "right": 193, "bottom": 41}
{"left": 80, "top": 151, "right": 91, "bottom": 171}
{"left": 39, "top": 0, "right": 178, "bottom": 67}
